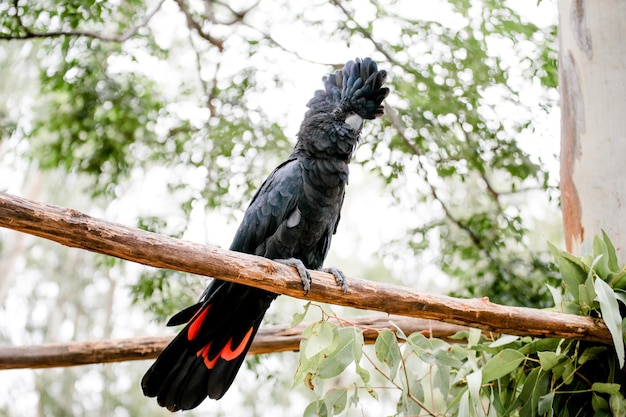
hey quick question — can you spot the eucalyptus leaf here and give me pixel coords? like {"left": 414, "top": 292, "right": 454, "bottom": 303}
{"left": 374, "top": 329, "right": 402, "bottom": 379}
{"left": 591, "top": 382, "right": 621, "bottom": 395}
{"left": 591, "top": 393, "right": 610, "bottom": 414}
{"left": 304, "top": 321, "right": 336, "bottom": 359}
{"left": 537, "top": 351, "right": 567, "bottom": 371}
{"left": 601, "top": 230, "right": 620, "bottom": 273}
{"left": 519, "top": 368, "right": 550, "bottom": 417}
{"left": 291, "top": 302, "right": 310, "bottom": 327}
{"left": 549, "top": 242, "right": 588, "bottom": 300}
{"left": 593, "top": 237, "right": 612, "bottom": 280}
{"left": 609, "top": 269, "right": 626, "bottom": 290}
{"left": 482, "top": 349, "right": 525, "bottom": 383}
{"left": 317, "top": 327, "right": 360, "bottom": 378}
{"left": 489, "top": 334, "right": 520, "bottom": 348}
{"left": 594, "top": 278, "right": 625, "bottom": 367}
{"left": 467, "top": 370, "right": 485, "bottom": 417}
{"left": 323, "top": 388, "right": 348, "bottom": 415}
{"left": 538, "top": 392, "right": 554, "bottom": 415}
{"left": 610, "top": 392, "right": 626, "bottom": 416}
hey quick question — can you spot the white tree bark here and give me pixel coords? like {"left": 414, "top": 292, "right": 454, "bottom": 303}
{"left": 559, "top": 0, "right": 626, "bottom": 257}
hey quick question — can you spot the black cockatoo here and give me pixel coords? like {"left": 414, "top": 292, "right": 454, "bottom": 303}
{"left": 142, "top": 57, "right": 389, "bottom": 411}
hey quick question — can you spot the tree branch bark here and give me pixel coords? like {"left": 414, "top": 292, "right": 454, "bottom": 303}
{"left": 0, "top": 316, "right": 467, "bottom": 369}
{"left": 0, "top": 192, "right": 613, "bottom": 345}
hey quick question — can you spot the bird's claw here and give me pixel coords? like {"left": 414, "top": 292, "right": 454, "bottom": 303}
{"left": 321, "top": 266, "right": 349, "bottom": 294}
{"left": 274, "top": 259, "right": 348, "bottom": 295}
{"left": 275, "top": 258, "right": 312, "bottom": 294}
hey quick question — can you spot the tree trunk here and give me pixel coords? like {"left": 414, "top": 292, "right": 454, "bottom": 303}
{"left": 559, "top": 0, "right": 626, "bottom": 257}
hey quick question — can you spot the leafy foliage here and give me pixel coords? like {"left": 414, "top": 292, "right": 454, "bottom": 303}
{"left": 295, "top": 233, "right": 626, "bottom": 416}
{"left": 341, "top": 0, "right": 560, "bottom": 307}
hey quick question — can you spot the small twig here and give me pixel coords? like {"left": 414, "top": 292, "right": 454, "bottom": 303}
{"left": 329, "top": 0, "right": 395, "bottom": 63}
{"left": 174, "top": 0, "right": 224, "bottom": 51}
{"left": 187, "top": 29, "right": 218, "bottom": 116}
{"left": 386, "top": 104, "right": 488, "bottom": 251}
{"left": 362, "top": 349, "right": 438, "bottom": 416}
{"left": 211, "top": 0, "right": 259, "bottom": 25}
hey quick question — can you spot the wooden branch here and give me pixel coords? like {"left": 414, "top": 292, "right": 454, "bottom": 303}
{"left": 0, "top": 316, "right": 467, "bottom": 369}
{"left": 0, "top": 192, "right": 613, "bottom": 345}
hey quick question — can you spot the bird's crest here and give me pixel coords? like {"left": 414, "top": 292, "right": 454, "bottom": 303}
{"left": 323, "top": 57, "right": 389, "bottom": 119}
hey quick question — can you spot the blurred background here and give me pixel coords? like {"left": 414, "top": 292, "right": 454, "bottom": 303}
{"left": 0, "top": 0, "right": 561, "bottom": 415}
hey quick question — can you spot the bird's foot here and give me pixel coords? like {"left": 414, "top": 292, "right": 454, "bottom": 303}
{"left": 320, "top": 266, "right": 349, "bottom": 294}
{"left": 275, "top": 258, "right": 311, "bottom": 294}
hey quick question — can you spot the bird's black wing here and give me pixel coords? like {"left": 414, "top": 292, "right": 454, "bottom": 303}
{"left": 229, "top": 156, "right": 305, "bottom": 257}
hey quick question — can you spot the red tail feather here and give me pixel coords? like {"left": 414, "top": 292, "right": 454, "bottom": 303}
{"left": 196, "top": 326, "right": 254, "bottom": 369}
{"left": 187, "top": 305, "right": 211, "bottom": 341}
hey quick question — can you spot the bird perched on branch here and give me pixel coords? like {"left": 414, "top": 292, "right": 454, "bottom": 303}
{"left": 142, "top": 57, "right": 389, "bottom": 411}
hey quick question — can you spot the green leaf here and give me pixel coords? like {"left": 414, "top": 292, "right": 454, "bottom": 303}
{"left": 591, "top": 382, "right": 621, "bottom": 395}
{"left": 579, "top": 276, "right": 600, "bottom": 315}
{"left": 317, "top": 327, "right": 360, "bottom": 378}
{"left": 594, "top": 278, "right": 625, "bottom": 367}
{"left": 303, "top": 400, "right": 326, "bottom": 417}
{"left": 538, "top": 392, "right": 554, "bottom": 415}
{"left": 610, "top": 392, "right": 626, "bottom": 416}
{"left": 323, "top": 388, "right": 348, "bottom": 415}
{"left": 610, "top": 272, "right": 626, "bottom": 290}
{"left": 304, "top": 321, "right": 336, "bottom": 359}
{"left": 489, "top": 334, "right": 520, "bottom": 348}
{"left": 537, "top": 351, "right": 567, "bottom": 371}
{"left": 467, "top": 370, "right": 485, "bottom": 417}
{"left": 354, "top": 360, "right": 370, "bottom": 384}
{"left": 560, "top": 360, "right": 575, "bottom": 385}
{"left": 482, "top": 349, "right": 525, "bottom": 383}
{"left": 579, "top": 346, "right": 607, "bottom": 365}
{"left": 291, "top": 302, "right": 310, "bottom": 327}
{"left": 549, "top": 242, "right": 588, "bottom": 300}
{"left": 601, "top": 230, "right": 620, "bottom": 273}
{"left": 518, "top": 368, "right": 550, "bottom": 417}
{"left": 374, "top": 329, "right": 402, "bottom": 379}
{"left": 593, "top": 237, "right": 612, "bottom": 280}
{"left": 592, "top": 393, "right": 610, "bottom": 413}
{"left": 458, "top": 389, "right": 471, "bottom": 417}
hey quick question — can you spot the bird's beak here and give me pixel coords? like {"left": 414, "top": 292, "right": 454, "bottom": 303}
{"left": 345, "top": 114, "right": 363, "bottom": 133}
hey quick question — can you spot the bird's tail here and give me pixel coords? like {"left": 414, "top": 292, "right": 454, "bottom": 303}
{"left": 141, "top": 281, "right": 275, "bottom": 411}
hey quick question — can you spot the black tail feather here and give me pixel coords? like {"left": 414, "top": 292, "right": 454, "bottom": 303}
{"left": 141, "top": 283, "right": 274, "bottom": 411}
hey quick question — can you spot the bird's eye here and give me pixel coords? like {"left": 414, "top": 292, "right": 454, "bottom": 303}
{"left": 332, "top": 107, "right": 342, "bottom": 118}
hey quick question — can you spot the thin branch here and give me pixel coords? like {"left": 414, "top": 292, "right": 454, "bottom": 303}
{"left": 329, "top": 0, "right": 395, "bottom": 63}
{"left": 187, "top": 28, "right": 217, "bottom": 116}
{"left": 174, "top": 0, "right": 225, "bottom": 51}
{"left": 0, "top": 316, "right": 466, "bottom": 370}
{"left": 242, "top": 24, "right": 335, "bottom": 66}
{"left": 211, "top": 0, "right": 259, "bottom": 25}
{"left": 386, "top": 105, "right": 487, "bottom": 250}
{"left": 0, "top": 192, "right": 613, "bottom": 344}
{"left": 2, "top": 0, "right": 166, "bottom": 42}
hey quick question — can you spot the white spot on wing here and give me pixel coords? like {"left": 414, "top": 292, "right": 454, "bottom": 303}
{"left": 286, "top": 207, "right": 302, "bottom": 228}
